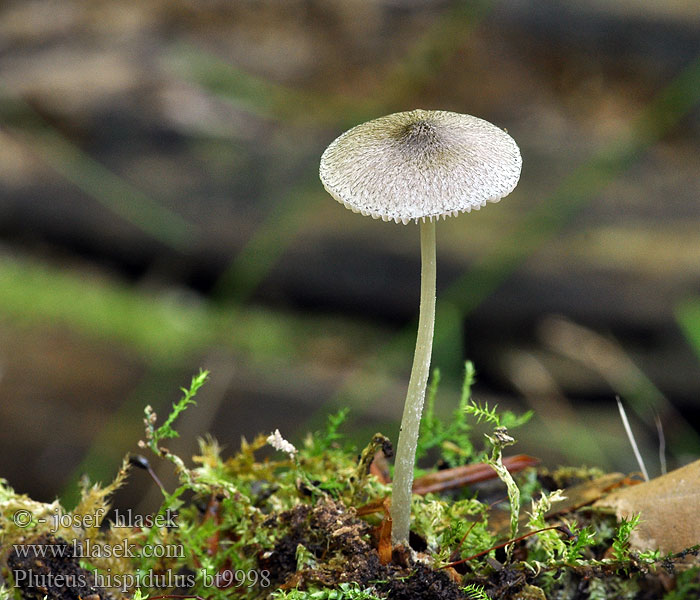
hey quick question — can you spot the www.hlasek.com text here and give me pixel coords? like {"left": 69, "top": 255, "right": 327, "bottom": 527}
{"left": 13, "top": 538, "right": 184, "bottom": 560}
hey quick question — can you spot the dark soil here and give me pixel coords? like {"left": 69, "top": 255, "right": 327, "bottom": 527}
{"left": 259, "top": 498, "right": 475, "bottom": 600}
{"left": 7, "top": 535, "right": 104, "bottom": 600}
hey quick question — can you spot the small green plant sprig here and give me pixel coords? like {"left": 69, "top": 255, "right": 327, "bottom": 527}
{"left": 418, "top": 363, "right": 532, "bottom": 466}
{"left": 412, "top": 495, "right": 493, "bottom": 565}
{"left": 526, "top": 489, "right": 568, "bottom": 561}
{"left": 144, "top": 369, "right": 209, "bottom": 454}
{"left": 611, "top": 514, "right": 641, "bottom": 562}
{"left": 465, "top": 399, "right": 532, "bottom": 559}
{"left": 417, "top": 363, "right": 476, "bottom": 466}
{"left": 304, "top": 408, "right": 351, "bottom": 457}
{"left": 271, "top": 582, "right": 383, "bottom": 600}
{"left": 462, "top": 583, "right": 490, "bottom": 600}
{"left": 563, "top": 524, "right": 597, "bottom": 563}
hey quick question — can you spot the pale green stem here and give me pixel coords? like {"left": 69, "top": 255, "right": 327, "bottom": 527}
{"left": 390, "top": 219, "right": 436, "bottom": 546}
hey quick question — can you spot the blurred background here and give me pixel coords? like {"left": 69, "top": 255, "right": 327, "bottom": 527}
{"left": 1, "top": 0, "right": 699, "bottom": 509}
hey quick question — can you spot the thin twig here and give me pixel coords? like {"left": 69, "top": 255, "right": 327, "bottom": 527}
{"left": 654, "top": 412, "right": 667, "bottom": 475}
{"left": 616, "top": 397, "right": 649, "bottom": 481}
{"left": 440, "top": 525, "right": 575, "bottom": 569}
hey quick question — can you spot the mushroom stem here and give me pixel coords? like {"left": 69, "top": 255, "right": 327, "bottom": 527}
{"left": 391, "top": 218, "right": 437, "bottom": 546}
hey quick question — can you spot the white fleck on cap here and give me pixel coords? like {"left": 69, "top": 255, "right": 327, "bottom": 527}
{"left": 320, "top": 109, "right": 522, "bottom": 225}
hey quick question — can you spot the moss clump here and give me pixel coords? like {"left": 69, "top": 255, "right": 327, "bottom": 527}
{"left": 1, "top": 368, "right": 698, "bottom": 600}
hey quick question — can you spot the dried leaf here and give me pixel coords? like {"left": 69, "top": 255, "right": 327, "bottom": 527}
{"left": 595, "top": 459, "right": 700, "bottom": 555}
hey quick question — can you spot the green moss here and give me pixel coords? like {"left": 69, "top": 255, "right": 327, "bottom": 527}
{"left": 1, "top": 369, "right": 695, "bottom": 600}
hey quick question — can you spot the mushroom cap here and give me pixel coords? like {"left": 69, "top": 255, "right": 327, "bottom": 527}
{"left": 320, "top": 109, "right": 522, "bottom": 224}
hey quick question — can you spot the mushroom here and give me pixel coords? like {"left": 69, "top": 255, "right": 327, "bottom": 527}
{"left": 319, "top": 109, "right": 521, "bottom": 546}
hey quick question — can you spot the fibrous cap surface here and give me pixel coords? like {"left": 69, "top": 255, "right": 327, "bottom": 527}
{"left": 320, "top": 109, "right": 522, "bottom": 224}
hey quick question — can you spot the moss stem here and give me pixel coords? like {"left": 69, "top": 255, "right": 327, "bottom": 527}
{"left": 391, "top": 219, "right": 437, "bottom": 546}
